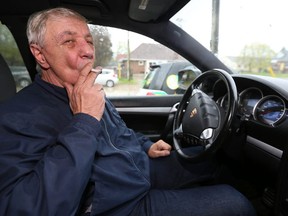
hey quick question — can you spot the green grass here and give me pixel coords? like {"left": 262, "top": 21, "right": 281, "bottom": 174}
{"left": 119, "top": 78, "right": 138, "bottom": 84}
{"left": 119, "top": 77, "right": 146, "bottom": 85}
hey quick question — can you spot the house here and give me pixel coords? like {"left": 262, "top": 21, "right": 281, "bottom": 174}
{"left": 119, "top": 43, "right": 185, "bottom": 77}
{"left": 271, "top": 47, "right": 288, "bottom": 73}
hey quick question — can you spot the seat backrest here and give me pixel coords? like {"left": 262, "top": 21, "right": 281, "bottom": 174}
{"left": 0, "top": 54, "right": 17, "bottom": 102}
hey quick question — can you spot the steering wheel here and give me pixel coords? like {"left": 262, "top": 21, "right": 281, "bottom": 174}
{"left": 173, "top": 69, "right": 238, "bottom": 162}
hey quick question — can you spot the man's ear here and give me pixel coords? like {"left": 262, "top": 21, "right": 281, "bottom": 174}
{"left": 29, "top": 44, "right": 49, "bottom": 69}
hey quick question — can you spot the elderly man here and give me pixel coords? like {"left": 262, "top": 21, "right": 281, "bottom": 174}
{"left": 0, "top": 7, "right": 256, "bottom": 216}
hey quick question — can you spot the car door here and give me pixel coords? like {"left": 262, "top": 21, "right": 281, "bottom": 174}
{"left": 109, "top": 95, "right": 182, "bottom": 144}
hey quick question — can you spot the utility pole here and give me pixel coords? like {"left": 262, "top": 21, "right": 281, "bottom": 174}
{"left": 127, "top": 31, "right": 132, "bottom": 80}
{"left": 211, "top": 0, "right": 220, "bottom": 55}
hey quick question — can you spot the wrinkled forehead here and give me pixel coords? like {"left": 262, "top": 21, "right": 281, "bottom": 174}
{"left": 46, "top": 16, "right": 89, "bottom": 30}
{"left": 45, "top": 17, "right": 91, "bottom": 40}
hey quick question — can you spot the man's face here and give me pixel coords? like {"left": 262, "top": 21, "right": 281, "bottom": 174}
{"left": 40, "top": 17, "right": 95, "bottom": 86}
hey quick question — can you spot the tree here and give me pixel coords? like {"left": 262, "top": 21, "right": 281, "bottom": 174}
{"left": 0, "top": 23, "right": 24, "bottom": 65}
{"left": 238, "top": 43, "right": 276, "bottom": 73}
{"left": 89, "top": 25, "right": 113, "bottom": 67}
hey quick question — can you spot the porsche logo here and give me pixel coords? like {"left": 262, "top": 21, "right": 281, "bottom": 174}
{"left": 190, "top": 108, "right": 197, "bottom": 118}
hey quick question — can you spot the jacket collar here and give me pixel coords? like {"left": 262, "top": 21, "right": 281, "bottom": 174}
{"left": 34, "top": 74, "right": 69, "bottom": 103}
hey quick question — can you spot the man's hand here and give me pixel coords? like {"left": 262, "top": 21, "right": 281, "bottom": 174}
{"left": 63, "top": 63, "right": 105, "bottom": 121}
{"left": 148, "top": 140, "right": 172, "bottom": 158}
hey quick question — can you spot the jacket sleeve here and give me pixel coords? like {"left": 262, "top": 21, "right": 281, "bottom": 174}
{"left": 135, "top": 132, "right": 153, "bottom": 152}
{"left": 0, "top": 113, "right": 100, "bottom": 216}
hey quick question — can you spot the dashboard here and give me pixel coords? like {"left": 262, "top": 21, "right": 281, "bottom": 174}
{"left": 211, "top": 74, "right": 288, "bottom": 152}
{"left": 214, "top": 75, "right": 288, "bottom": 127}
{"left": 217, "top": 85, "right": 286, "bottom": 127}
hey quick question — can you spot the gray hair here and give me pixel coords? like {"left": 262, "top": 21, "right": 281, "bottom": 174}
{"left": 26, "top": 7, "right": 88, "bottom": 47}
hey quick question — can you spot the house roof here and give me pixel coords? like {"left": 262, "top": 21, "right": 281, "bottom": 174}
{"left": 272, "top": 47, "right": 288, "bottom": 62}
{"left": 130, "top": 43, "right": 185, "bottom": 61}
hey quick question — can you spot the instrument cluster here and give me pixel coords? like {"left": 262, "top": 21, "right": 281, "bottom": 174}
{"left": 217, "top": 87, "right": 287, "bottom": 126}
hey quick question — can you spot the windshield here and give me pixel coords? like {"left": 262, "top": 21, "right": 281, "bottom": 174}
{"left": 171, "top": 0, "right": 288, "bottom": 77}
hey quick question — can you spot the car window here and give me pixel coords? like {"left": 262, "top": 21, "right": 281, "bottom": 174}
{"left": 99, "top": 27, "right": 193, "bottom": 96}
{"left": 142, "top": 67, "right": 158, "bottom": 89}
{"left": 0, "top": 22, "right": 31, "bottom": 91}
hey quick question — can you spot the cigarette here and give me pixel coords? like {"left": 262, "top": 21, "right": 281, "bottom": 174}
{"left": 91, "top": 68, "right": 102, "bottom": 74}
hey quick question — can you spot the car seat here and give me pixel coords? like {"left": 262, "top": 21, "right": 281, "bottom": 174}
{"left": 0, "top": 54, "right": 16, "bottom": 102}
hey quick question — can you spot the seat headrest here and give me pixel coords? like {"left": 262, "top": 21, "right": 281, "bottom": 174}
{"left": 0, "top": 54, "right": 17, "bottom": 102}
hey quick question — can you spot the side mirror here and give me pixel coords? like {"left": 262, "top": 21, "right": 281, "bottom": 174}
{"left": 177, "top": 68, "right": 201, "bottom": 92}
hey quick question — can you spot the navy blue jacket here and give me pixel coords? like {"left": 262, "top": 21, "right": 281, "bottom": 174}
{"left": 0, "top": 75, "right": 153, "bottom": 215}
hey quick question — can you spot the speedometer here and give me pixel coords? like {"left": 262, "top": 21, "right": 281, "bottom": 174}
{"left": 253, "top": 95, "right": 286, "bottom": 126}
{"left": 239, "top": 88, "right": 263, "bottom": 116}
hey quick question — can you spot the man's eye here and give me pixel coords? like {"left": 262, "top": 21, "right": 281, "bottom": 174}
{"left": 87, "top": 40, "right": 94, "bottom": 45}
{"left": 65, "top": 40, "right": 74, "bottom": 44}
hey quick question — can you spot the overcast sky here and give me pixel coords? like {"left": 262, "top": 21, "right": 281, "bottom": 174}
{"left": 172, "top": 0, "right": 288, "bottom": 56}
{"left": 109, "top": 0, "right": 288, "bottom": 57}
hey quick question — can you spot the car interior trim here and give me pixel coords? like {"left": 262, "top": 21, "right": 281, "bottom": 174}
{"left": 247, "top": 135, "right": 283, "bottom": 159}
{"left": 116, "top": 107, "right": 171, "bottom": 115}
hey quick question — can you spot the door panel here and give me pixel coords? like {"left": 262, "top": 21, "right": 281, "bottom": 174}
{"left": 109, "top": 95, "right": 182, "bottom": 144}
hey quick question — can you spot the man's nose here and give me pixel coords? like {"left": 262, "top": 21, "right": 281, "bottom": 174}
{"left": 79, "top": 40, "right": 94, "bottom": 59}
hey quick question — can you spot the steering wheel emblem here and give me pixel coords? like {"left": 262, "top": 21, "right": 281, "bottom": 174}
{"left": 190, "top": 108, "right": 197, "bottom": 118}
